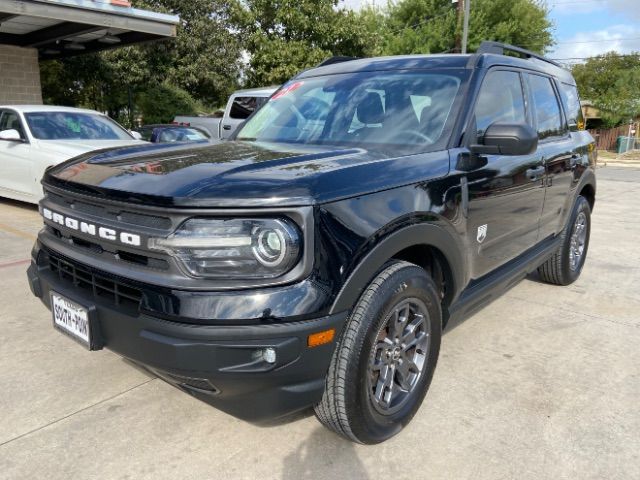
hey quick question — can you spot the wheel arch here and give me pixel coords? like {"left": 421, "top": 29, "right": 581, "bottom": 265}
{"left": 329, "top": 223, "right": 465, "bottom": 321}
{"left": 579, "top": 182, "right": 596, "bottom": 211}
{"left": 576, "top": 168, "right": 596, "bottom": 211}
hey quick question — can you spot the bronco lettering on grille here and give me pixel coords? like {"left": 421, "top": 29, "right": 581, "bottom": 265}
{"left": 42, "top": 208, "right": 142, "bottom": 247}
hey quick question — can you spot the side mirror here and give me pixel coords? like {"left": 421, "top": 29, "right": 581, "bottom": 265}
{"left": 130, "top": 130, "right": 143, "bottom": 140}
{"left": 0, "top": 129, "right": 23, "bottom": 142}
{"left": 470, "top": 123, "right": 538, "bottom": 156}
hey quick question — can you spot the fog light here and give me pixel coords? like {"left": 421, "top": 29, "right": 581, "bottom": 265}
{"left": 254, "top": 347, "right": 277, "bottom": 364}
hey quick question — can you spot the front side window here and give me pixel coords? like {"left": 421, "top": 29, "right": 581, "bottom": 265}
{"left": 528, "top": 74, "right": 565, "bottom": 139}
{"left": 474, "top": 70, "right": 527, "bottom": 137}
{"left": 236, "top": 71, "right": 465, "bottom": 154}
{"left": 24, "top": 112, "right": 133, "bottom": 141}
{"left": 0, "top": 111, "right": 26, "bottom": 139}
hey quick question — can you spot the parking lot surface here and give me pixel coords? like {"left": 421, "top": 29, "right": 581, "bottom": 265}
{"left": 0, "top": 167, "right": 638, "bottom": 480}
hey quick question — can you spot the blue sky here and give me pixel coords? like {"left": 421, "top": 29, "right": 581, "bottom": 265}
{"left": 547, "top": 0, "right": 640, "bottom": 61}
{"left": 344, "top": 0, "right": 640, "bottom": 62}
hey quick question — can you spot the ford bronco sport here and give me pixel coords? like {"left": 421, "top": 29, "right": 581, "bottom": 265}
{"left": 28, "top": 41, "right": 596, "bottom": 444}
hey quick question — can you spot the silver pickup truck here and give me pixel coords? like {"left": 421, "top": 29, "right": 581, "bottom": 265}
{"left": 175, "top": 86, "right": 277, "bottom": 140}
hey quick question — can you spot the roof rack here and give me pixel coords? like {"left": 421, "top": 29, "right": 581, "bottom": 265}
{"left": 316, "top": 56, "right": 359, "bottom": 67}
{"left": 477, "top": 41, "right": 562, "bottom": 68}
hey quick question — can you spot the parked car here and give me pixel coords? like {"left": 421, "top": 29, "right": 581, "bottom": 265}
{"left": 174, "top": 86, "right": 277, "bottom": 140}
{"left": 0, "top": 105, "right": 146, "bottom": 204}
{"left": 28, "top": 42, "right": 596, "bottom": 444}
{"left": 138, "top": 124, "right": 212, "bottom": 144}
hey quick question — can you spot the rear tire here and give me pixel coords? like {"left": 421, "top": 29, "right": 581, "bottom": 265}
{"left": 538, "top": 196, "right": 591, "bottom": 286}
{"left": 314, "top": 260, "right": 442, "bottom": 444}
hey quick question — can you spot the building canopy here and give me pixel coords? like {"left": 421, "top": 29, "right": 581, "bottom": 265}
{"left": 0, "top": 0, "right": 179, "bottom": 60}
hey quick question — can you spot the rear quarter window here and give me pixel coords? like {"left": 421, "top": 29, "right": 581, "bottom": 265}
{"left": 559, "top": 83, "right": 585, "bottom": 130}
{"left": 527, "top": 74, "right": 566, "bottom": 140}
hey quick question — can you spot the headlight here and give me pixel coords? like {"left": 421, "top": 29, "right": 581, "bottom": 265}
{"left": 148, "top": 218, "right": 301, "bottom": 279}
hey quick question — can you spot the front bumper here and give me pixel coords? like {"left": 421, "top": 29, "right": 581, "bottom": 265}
{"left": 27, "top": 249, "right": 347, "bottom": 422}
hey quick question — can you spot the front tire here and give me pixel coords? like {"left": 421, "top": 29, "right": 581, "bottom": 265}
{"left": 314, "top": 260, "right": 442, "bottom": 444}
{"left": 538, "top": 195, "right": 591, "bottom": 285}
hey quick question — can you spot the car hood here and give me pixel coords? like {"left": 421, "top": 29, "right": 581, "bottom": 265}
{"left": 38, "top": 139, "right": 148, "bottom": 157}
{"left": 44, "top": 141, "right": 450, "bottom": 207}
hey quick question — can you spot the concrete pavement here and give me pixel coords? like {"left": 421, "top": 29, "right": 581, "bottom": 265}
{"left": 0, "top": 167, "right": 638, "bottom": 480}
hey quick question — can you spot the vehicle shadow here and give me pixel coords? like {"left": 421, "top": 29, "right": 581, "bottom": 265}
{"left": 281, "top": 426, "right": 370, "bottom": 480}
{"left": 0, "top": 197, "right": 39, "bottom": 212}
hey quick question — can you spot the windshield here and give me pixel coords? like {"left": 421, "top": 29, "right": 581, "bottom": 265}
{"left": 25, "top": 112, "right": 133, "bottom": 141}
{"left": 140, "top": 126, "right": 210, "bottom": 143}
{"left": 236, "top": 71, "right": 464, "bottom": 153}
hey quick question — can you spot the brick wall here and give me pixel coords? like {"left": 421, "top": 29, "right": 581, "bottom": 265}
{"left": 0, "top": 45, "right": 43, "bottom": 105}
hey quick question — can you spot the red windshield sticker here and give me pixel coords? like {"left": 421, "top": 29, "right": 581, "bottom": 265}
{"left": 271, "top": 81, "right": 304, "bottom": 100}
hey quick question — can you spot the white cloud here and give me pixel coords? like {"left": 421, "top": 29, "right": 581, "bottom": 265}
{"left": 551, "top": 0, "right": 640, "bottom": 20}
{"left": 550, "top": 24, "right": 640, "bottom": 60}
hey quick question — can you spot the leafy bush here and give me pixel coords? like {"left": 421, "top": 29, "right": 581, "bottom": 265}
{"left": 136, "top": 83, "right": 200, "bottom": 124}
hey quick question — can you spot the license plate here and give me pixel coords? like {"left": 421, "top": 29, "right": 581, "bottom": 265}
{"left": 51, "top": 292, "right": 91, "bottom": 348}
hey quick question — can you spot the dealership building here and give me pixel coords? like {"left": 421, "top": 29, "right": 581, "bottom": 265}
{"left": 0, "top": 0, "right": 179, "bottom": 104}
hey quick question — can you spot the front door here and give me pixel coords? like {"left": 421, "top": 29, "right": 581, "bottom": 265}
{"left": 0, "top": 110, "right": 33, "bottom": 198}
{"left": 464, "top": 69, "right": 546, "bottom": 280}
{"left": 221, "top": 95, "right": 266, "bottom": 139}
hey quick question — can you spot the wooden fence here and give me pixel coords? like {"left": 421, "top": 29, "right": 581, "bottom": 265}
{"left": 588, "top": 125, "right": 636, "bottom": 151}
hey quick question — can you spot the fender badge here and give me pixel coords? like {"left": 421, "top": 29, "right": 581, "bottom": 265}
{"left": 477, "top": 224, "right": 488, "bottom": 244}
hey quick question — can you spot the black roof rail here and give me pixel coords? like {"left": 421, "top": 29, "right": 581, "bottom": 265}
{"left": 316, "top": 56, "right": 359, "bottom": 67}
{"left": 477, "top": 41, "right": 562, "bottom": 68}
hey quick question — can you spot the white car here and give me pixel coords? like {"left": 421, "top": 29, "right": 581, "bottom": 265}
{"left": 0, "top": 105, "right": 147, "bottom": 204}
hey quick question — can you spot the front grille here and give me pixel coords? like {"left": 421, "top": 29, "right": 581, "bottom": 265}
{"left": 44, "top": 249, "right": 142, "bottom": 310}
{"left": 45, "top": 225, "right": 170, "bottom": 271}
{"left": 46, "top": 191, "right": 172, "bottom": 230}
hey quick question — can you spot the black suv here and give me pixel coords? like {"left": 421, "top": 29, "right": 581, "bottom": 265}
{"left": 28, "top": 42, "right": 596, "bottom": 444}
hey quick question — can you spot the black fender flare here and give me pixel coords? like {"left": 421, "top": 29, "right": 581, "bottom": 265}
{"left": 567, "top": 167, "right": 597, "bottom": 224}
{"left": 329, "top": 223, "right": 466, "bottom": 314}
{"left": 575, "top": 168, "right": 596, "bottom": 207}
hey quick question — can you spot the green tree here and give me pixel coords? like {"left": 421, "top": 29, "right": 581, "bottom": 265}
{"left": 372, "top": 0, "right": 553, "bottom": 56}
{"left": 134, "top": 0, "right": 243, "bottom": 105}
{"left": 137, "top": 83, "right": 200, "bottom": 124}
{"left": 236, "top": 0, "right": 374, "bottom": 86}
{"left": 41, "top": 0, "right": 242, "bottom": 125}
{"left": 572, "top": 52, "right": 640, "bottom": 126}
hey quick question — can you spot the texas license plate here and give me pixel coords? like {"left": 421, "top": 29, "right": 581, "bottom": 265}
{"left": 51, "top": 292, "right": 91, "bottom": 348}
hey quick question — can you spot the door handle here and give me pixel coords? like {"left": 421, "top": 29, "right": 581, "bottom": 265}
{"left": 222, "top": 125, "right": 232, "bottom": 131}
{"left": 526, "top": 166, "right": 545, "bottom": 181}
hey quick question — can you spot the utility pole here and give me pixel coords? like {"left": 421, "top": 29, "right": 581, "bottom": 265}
{"left": 461, "top": 0, "right": 471, "bottom": 54}
{"left": 454, "top": 0, "right": 462, "bottom": 53}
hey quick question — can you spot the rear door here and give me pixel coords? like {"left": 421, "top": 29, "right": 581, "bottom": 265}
{"left": 525, "top": 73, "right": 575, "bottom": 240}
{"left": 464, "top": 69, "right": 546, "bottom": 279}
{"left": 0, "top": 109, "right": 34, "bottom": 198}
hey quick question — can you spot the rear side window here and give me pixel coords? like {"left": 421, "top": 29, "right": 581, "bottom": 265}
{"left": 559, "top": 83, "right": 585, "bottom": 130}
{"left": 528, "top": 74, "right": 565, "bottom": 139}
{"left": 229, "top": 96, "right": 268, "bottom": 120}
{"left": 474, "top": 70, "right": 527, "bottom": 137}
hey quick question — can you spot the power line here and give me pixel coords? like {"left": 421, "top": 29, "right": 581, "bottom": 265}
{"left": 555, "top": 37, "right": 640, "bottom": 45}
{"left": 550, "top": 0, "right": 610, "bottom": 5}
{"left": 551, "top": 54, "right": 640, "bottom": 60}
